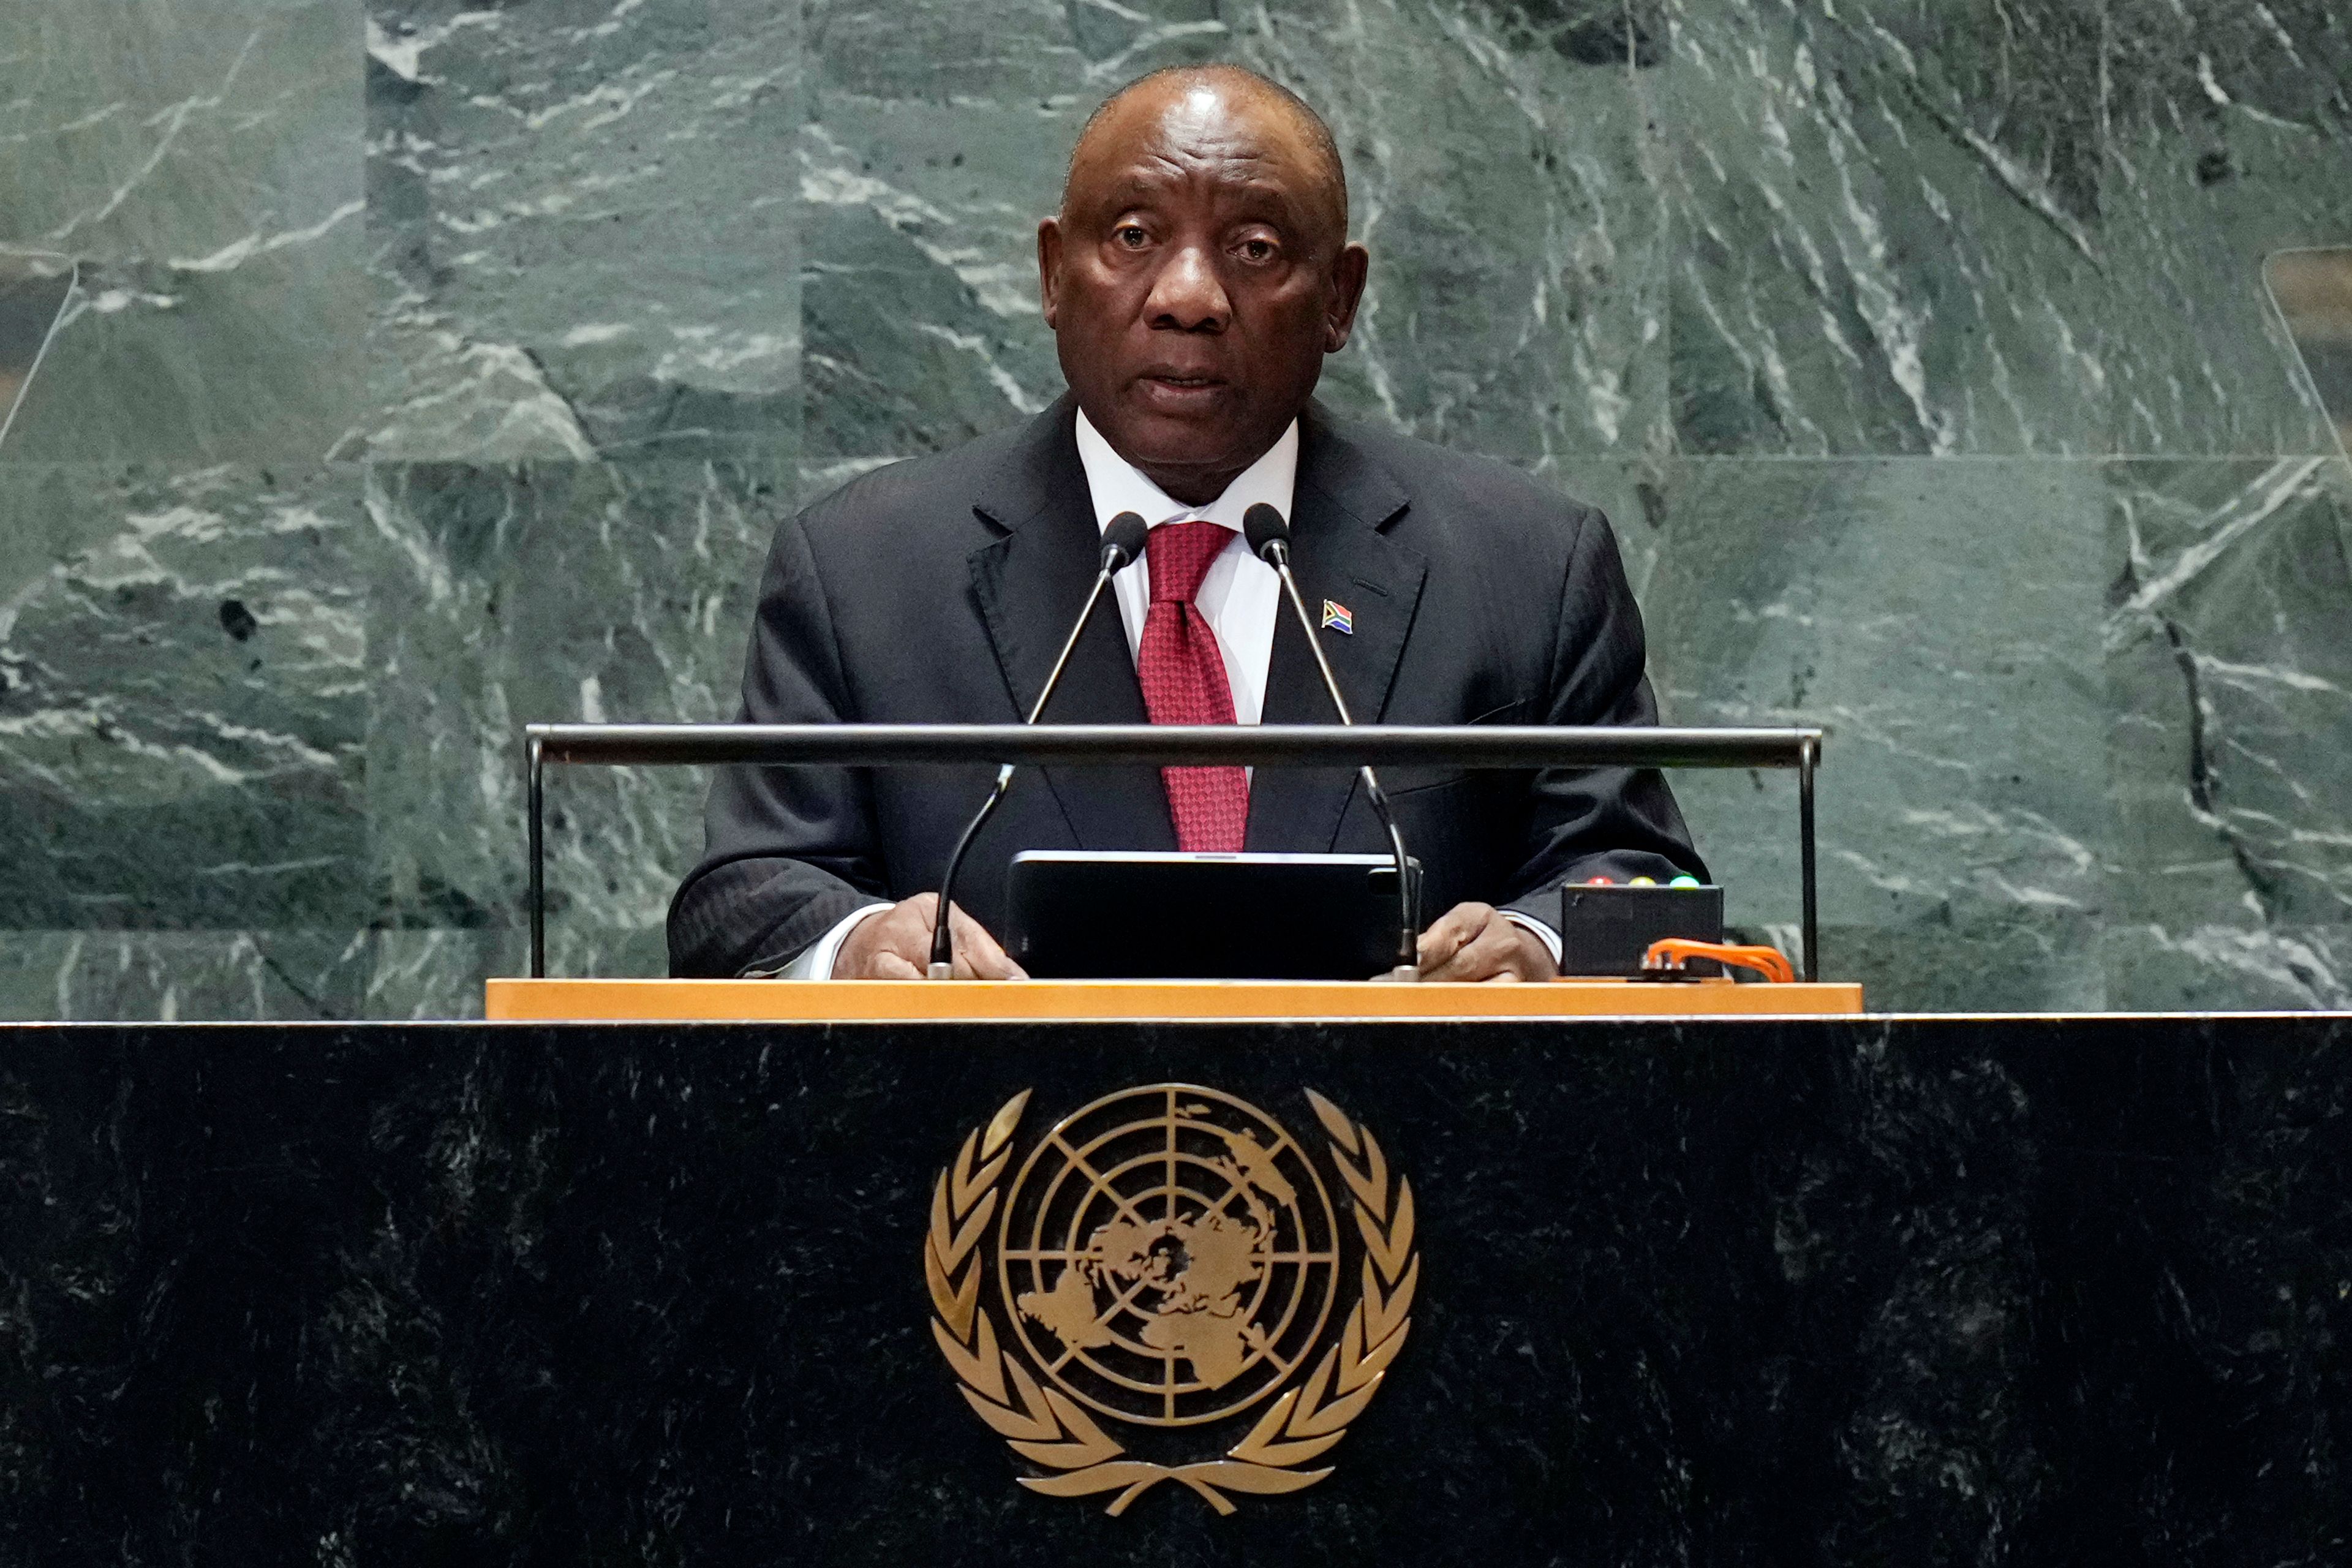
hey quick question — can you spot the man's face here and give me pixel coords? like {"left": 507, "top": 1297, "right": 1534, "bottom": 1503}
{"left": 1039, "top": 80, "right": 1369, "bottom": 503}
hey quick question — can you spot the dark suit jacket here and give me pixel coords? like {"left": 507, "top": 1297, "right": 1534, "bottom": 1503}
{"left": 668, "top": 394, "right": 1705, "bottom": 977}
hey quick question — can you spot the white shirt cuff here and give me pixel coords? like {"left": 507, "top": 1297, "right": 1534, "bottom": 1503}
{"left": 1501, "top": 910, "right": 1564, "bottom": 970}
{"left": 778, "top": 902, "right": 892, "bottom": 979}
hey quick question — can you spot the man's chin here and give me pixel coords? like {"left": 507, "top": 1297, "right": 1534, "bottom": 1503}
{"left": 1098, "top": 399, "right": 1262, "bottom": 475}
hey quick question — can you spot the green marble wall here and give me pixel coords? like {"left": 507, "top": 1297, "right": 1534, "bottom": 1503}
{"left": 0, "top": 0, "right": 2345, "bottom": 1018}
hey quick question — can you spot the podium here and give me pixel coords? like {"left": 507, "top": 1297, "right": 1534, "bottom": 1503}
{"left": 4, "top": 1010, "right": 2346, "bottom": 1561}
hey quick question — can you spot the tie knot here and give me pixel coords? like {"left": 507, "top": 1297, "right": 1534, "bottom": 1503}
{"left": 1145, "top": 520, "right": 1231, "bottom": 605}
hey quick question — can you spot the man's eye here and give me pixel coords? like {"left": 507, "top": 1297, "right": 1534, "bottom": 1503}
{"left": 1238, "top": 238, "right": 1276, "bottom": 262}
{"left": 1115, "top": 226, "right": 1150, "bottom": 248}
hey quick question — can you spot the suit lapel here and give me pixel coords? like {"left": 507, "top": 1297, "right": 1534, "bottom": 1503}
{"left": 1245, "top": 404, "right": 1427, "bottom": 853}
{"left": 968, "top": 396, "right": 1177, "bottom": 852}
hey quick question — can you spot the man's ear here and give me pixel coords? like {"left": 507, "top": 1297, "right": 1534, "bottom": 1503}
{"left": 1037, "top": 217, "right": 1063, "bottom": 329}
{"left": 1323, "top": 241, "right": 1370, "bottom": 353}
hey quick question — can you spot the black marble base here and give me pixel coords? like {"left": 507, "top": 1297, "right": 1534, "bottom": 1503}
{"left": 2, "top": 1016, "right": 2348, "bottom": 1563}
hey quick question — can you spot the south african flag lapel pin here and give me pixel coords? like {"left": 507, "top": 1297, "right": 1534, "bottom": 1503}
{"left": 1321, "top": 599, "right": 1354, "bottom": 635}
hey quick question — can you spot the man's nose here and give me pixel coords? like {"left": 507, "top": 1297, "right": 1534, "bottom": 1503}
{"left": 1143, "top": 243, "right": 1231, "bottom": 332}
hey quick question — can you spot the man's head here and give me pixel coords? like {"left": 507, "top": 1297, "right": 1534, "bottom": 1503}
{"left": 1039, "top": 66, "right": 1369, "bottom": 505}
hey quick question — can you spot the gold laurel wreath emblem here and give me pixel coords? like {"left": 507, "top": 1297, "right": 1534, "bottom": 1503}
{"left": 924, "top": 1087, "right": 1417, "bottom": 1516}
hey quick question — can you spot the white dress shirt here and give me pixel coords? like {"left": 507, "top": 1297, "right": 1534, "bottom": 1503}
{"left": 1078, "top": 407, "right": 1289, "bottom": 727}
{"left": 786, "top": 411, "right": 1561, "bottom": 977}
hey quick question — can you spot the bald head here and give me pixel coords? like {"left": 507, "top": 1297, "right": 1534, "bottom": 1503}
{"left": 1063, "top": 66, "right": 1348, "bottom": 244}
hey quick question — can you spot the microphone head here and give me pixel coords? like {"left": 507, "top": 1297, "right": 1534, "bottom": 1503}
{"left": 1101, "top": 511, "right": 1150, "bottom": 568}
{"left": 1243, "top": 503, "right": 1291, "bottom": 562}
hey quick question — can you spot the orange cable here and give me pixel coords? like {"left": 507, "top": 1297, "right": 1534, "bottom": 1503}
{"left": 1640, "top": 938, "right": 1796, "bottom": 986}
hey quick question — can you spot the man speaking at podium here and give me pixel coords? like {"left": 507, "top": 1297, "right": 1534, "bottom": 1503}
{"left": 669, "top": 65, "right": 1703, "bottom": 982}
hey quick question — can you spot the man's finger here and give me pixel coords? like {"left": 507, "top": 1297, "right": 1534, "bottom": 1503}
{"left": 949, "top": 903, "right": 1027, "bottom": 981}
{"left": 1415, "top": 905, "right": 1479, "bottom": 970}
{"left": 1418, "top": 920, "right": 1497, "bottom": 981}
{"left": 904, "top": 895, "right": 946, "bottom": 946}
{"left": 1431, "top": 916, "right": 1531, "bottom": 982}
{"left": 870, "top": 949, "right": 924, "bottom": 980}
{"left": 1415, "top": 940, "right": 1468, "bottom": 978}
{"left": 835, "top": 893, "right": 941, "bottom": 978}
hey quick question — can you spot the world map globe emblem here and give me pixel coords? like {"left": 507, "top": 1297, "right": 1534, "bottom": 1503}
{"left": 997, "top": 1084, "right": 1341, "bottom": 1427}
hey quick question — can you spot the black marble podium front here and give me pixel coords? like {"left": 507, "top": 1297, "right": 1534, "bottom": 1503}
{"left": 3, "top": 1016, "right": 2347, "bottom": 1564}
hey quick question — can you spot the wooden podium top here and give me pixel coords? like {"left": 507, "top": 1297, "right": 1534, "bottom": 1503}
{"left": 484, "top": 976, "right": 1864, "bottom": 1022}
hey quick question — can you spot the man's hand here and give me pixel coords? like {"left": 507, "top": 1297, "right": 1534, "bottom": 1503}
{"left": 1412, "top": 902, "right": 1558, "bottom": 983}
{"left": 833, "top": 893, "right": 1028, "bottom": 979}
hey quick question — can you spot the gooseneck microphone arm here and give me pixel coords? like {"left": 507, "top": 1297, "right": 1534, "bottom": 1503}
{"left": 1243, "top": 503, "right": 1421, "bottom": 979}
{"left": 927, "top": 512, "right": 1152, "bottom": 978}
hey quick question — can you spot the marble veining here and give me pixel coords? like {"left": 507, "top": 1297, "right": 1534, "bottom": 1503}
{"left": 1, "top": 0, "right": 2348, "bottom": 1016}
{"left": 0, "top": 0, "right": 364, "bottom": 464}
{"left": 1642, "top": 458, "right": 2110, "bottom": 1009}
{"left": 0, "top": 463, "right": 369, "bottom": 931}
{"left": 363, "top": 0, "right": 802, "bottom": 462}
{"left": 2104, "top": 456, "right": 2352, "bottom": 1008}
{"left": 2270, "top": 249, "right": 2352, "bottom": 456}
{"left": 1664, "top": 0, "right": 2350, "bottom": 458}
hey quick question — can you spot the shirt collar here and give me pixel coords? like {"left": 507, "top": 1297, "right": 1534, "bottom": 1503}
{"left": 1073, "top": 407, "right": 1300, "bottom": 537}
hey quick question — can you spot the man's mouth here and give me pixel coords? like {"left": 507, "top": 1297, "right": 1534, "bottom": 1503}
{"left": 1136, "top": 371, "right": 1229, "bottom": 408}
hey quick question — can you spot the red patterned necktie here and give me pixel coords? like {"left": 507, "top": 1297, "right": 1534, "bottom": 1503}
{"left": 1137, "top": 521, "right": 1249, "bottom": 851}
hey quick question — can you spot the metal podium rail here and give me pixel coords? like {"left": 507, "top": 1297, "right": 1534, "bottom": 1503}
{"left": 522, "top": 723, "right": 1826, "bottom": 981}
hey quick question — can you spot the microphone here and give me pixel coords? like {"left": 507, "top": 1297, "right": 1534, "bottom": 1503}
{"left": 1243, "top": 503, "right": 1422, "bottom": 979}
{"left": 928, "top": 511, "right": 1151, "bottom": 978}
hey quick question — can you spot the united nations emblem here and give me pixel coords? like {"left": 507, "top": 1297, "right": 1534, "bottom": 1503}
{"left": 924, "top": 1084, "right": 1418, "bottom": 1514}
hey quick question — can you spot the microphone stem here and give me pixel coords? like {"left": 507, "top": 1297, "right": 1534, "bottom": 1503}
{"left": 930, "top": 562, "right": 1123, "bottom": 977}
{"left": 928, "top": 763, "right": 1013, "bottom": 978}
{"left": 1028, "top": 571, "right": 1116, "bottom": 725}
{"left": 1273, "top": 558, "right": 1354, "bottom": 725}
{"left": 1363, "top": 765, "right": 1417, "bottom": 974}
{"left": 1268, "top": 548, "right": 1421, "bottom": 976}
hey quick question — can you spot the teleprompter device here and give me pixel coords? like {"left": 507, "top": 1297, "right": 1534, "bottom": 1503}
{"left": 1004, "top": 850, "right": 1422, "bottom": 980}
